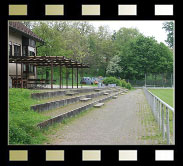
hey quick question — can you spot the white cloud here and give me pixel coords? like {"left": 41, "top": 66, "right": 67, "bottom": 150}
{"left": 88, "top": 20, "right": 173, "bottom": 45}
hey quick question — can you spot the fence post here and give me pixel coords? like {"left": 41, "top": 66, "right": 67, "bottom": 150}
{"left": 173, "top": 111, "right": 175, "bottom": 144}
{"left": 157, "top": 99, "right": 159, "bottom": 124}
{"left": 162, "top": 104, "right": 165, "bottom": 140}
{"left": 159, "top": 100, "right": 162, "bottom": 130}
{"left": 155, "top": 98, "right": 157, "bottom": 121}
{"left": 153, "top": 96, "right": 155, "bottom": 117}
{"left": 171, "top": 73, "right": 173, "bottom": 88}
{"left": 166, "top": 107, "right": 170, "bottom": 144}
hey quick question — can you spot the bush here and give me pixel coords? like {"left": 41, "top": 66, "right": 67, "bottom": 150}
{"left": 103, "top": 77, "right": 132, "bottom": 89}
{"left": 126, "top": 82, "right": 132, "bottom": 90}
{"left": 103, "top": 77, "right": 121, "bottom": 86}
{"left": 121, "top": 80, "right": 127, "bottom": 88}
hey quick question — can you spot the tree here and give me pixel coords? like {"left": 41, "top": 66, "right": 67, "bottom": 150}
{"left": 162, "top": 21, "right": 174, "bottom": 48}
{"left": 117, "top": 35, "right": 173, "bottom": 80}
{"left": 113, "top": 27, "right": 141, "bottom": 51}
{"left": 106, "top": 55, "right": 122, "bottom": 77}
{"left": 23, "top": 21, "right": 173, "bottom": 81}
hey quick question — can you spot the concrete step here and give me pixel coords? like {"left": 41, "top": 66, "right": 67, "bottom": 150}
{"left": 80, "top": 98, "right": 92, "bottom": 102}
{"left": 66, "top": 92, "right": 79, "bottom": 96}
{"left": 94, "top": 89, "right": 102, "bottom": 91}
{"left": 37, "top": 91, "right": 121, "bottom": 128}
{"left": 112, "top": 96, "right": 118, "bottom": 99}
{"left": 103, "top": 92, "right": 109, "bottom": 95}
{"left": 31, "top": 89, "right": 116, "bottom": 112}
{"left": 94, "top": 103, "right": 104, "bottom": 108}
{"left": 31, "top": 87, "right": 108, "bottom": 100}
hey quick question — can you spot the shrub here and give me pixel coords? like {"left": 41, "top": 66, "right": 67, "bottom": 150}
{"left": 103, "top": 77, "right": 121, "bottom": 86}
{"left": 121, "top": 79, "right": 127, "bottom": 88}
{"left": 126, "top": 82, "right": 132, "bottom": 90}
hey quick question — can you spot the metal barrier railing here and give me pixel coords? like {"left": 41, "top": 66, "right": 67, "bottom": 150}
{"left": 143, "top": 87, "right": 175, "bottom": 144}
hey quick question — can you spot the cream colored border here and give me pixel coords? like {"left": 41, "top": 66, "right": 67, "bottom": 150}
{"left": 119, "top": 150, "right": 137, "bottom": 161}
{"left": 82, "top": 5, "right": 100, "bottom": 16}
{"left": 155, "top": 5, "right": 173, "bottom": 16}
{"left": 155, "top": 150, "right": 174, "bottom": 161}
{"left": 46, "top": 150, "right": 64, "bottom": 161}
{"left": 82, "top": 150, "right": 101, "bottom": 161}
{"left": 118, "top": 5, "right": 137, "bottom": 15}
{"left": 9, "top": 150, "right": 28, "bottom": 161}
{"left": 45, "top": 5, "right": 64, "bottom": 16}
{"left": 9, "top": 5, "right": 27, "bottom": 16}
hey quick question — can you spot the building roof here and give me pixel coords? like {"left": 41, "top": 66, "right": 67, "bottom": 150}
{"left": 9, "top": 21, "right": 44, "bottom": 43}
{"left": 9, "top": 56, "right": 89, "bottom": 68}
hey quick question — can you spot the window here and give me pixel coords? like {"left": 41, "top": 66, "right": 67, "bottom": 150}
{"left": 29, "top": 64, "right": 34, "bottom": 73}
{"left": 22, "top": 46, "right": 28, "bottom": 56}
{"left": 29, "top": 39, "right": 36, "bottom": 48}
{"left": 14, "top": 45, "right": 21, "bottom": 56}
{"left": 9, "top": 42, "right": 12, "bottom": 56}
{"left": 23, "top": 64, "right": 26, "bottom": 72}
{"left": 29, "top": 51, "right": 35, "bottom": 56}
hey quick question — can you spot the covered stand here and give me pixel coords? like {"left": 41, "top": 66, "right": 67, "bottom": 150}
{"left": 9, "top": 56, "right": 89, "bottom": 89}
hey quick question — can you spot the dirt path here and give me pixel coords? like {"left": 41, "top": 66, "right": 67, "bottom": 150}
{"left": 46, "top": 89, "right": 163, "bottom": 145}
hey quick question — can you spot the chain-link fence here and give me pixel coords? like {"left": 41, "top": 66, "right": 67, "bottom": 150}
{"left": 127, "top": 73, "right": 174, "bottom": 88}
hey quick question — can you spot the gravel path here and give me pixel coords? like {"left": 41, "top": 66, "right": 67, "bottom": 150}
{"left": 46, "top": 89, "right": 157, "bottom": 145}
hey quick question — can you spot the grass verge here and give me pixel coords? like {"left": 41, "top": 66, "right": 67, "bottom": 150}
{"left": 9, "top": 88, "right": 97, "bottom": 144}
{"left": 9, "top": 88, "right": 51, "bottom": 145}
{"left": 137, "top": 98, "right": 166, "bottom": 144}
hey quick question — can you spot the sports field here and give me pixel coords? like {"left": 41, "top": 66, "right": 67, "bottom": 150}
{"left": 148, "top": 88, "right": 174, "bottom": 107}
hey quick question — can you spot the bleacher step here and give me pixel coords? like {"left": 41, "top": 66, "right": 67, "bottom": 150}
{"left": 37, "top": 91, "right": 121, "bottom": 128}
{"left": 66, "top": 92, "right": 79, "bottom": 96}
{"left": 104, "top": 93, "right": 109, "bottom": 95}
{"left": 94, "top": 103, "right": 104, "bottom": 108}
{"left": 80, "top": 98, "right": 92, "bottom": 102}
{"left": 94, "top": 89, "right": 102, "bottom": 91}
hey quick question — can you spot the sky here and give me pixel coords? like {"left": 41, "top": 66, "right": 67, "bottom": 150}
{"left": 87, "top": 21, "right": 173, "bottom": 45}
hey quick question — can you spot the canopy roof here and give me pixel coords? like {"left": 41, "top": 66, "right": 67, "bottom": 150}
{"left": 9, "top": 56, "right": 89, "bottom": 68}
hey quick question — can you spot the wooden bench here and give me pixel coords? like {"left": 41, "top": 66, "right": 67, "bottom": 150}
{"left": 94, "top": 103, "right": 104, "bottom": 108}
{"left": 80, "top": 98, "right": 92, "bottom": 102}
